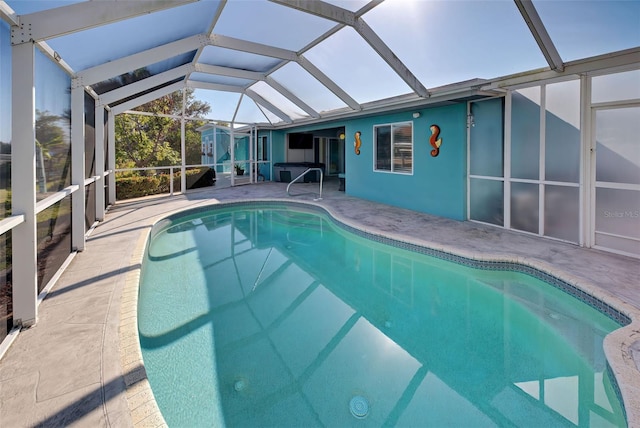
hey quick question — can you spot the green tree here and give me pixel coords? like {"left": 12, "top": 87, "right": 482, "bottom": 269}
{"left": 115, "top": 88, "right": 210, "bottom": 171}
{"left": 35, "top": 109, "right": 70, "bottom": 191}
{"left": 36, "top": 109, "right": 65, "bottom": 160}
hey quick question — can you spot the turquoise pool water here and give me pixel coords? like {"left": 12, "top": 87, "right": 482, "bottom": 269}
{"left": 138, "top": 204, "right": 627, "bottom": 427}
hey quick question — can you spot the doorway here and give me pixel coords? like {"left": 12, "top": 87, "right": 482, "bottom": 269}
{"left": 324, "top": 137, "right": 344, "bottom": 176}
{"left": 591, "top": 105, "right": 640, "bottom": 257}
{"left": 306, "top": 127, "right": 345, "bottom": 176}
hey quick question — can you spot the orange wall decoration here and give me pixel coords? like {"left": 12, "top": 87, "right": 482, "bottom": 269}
{"left": 354, "top": 131, "right": 362, "bottom": 155}
{"left": 429, "top": 124, "right": 442, "bottom": 157}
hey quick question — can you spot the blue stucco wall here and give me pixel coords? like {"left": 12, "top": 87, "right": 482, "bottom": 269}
{"left": 270, "top": 130, "right": 286, "bottom": 164}
{"left": 345, "top": 104, "right": 467, "bottom": 220}
{"left": 271, "top": 104, "right": 468, "bottom": 220}
{"left": 206, "top": 103, "right": 469, "bottom": 221}
{"left": 201, "top": 128, "right": 213, "bottom": 140}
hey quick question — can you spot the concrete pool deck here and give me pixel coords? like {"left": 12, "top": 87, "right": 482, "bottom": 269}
{"left": 0, "top": 181, "right": 638, "bottom": 427}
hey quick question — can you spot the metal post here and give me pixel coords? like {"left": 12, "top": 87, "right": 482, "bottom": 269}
{"left": 170, "top": 167, "right": 174, "bottom": 195}
{"left": 250, "top": 125, "right": 255, "bottom": 183}
{"left": 580, "top": 75, "right": 592, "bottom": 248}
{"left": 95, "top": 103, "right": 105, "bottom": 221}
{"left": 504, "top": 91, "right": 512, "bottom": 229}
{"left": 230, "top": 125, "right": 235, "bottom": 186}
{"left": 108, "top": 110, "right": 116, "bottom": 204}
{"left": 11, "top": 41, "right": 37, "bottom": 327}
{"left": 71, "top": 82, "right": 86, "bottom": 251}
{"left": 180, "top": 89, "right": 186, "bottom": 193}
{"left": 212, "top": 123, "right": 217, "bottom": 171}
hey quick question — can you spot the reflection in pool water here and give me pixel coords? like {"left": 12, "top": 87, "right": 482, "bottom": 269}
{"left": 139, "top": 205, "right": 627, "bottom": 427}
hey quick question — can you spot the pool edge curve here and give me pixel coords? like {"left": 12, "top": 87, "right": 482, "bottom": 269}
{"left": 121, "top": 198, "right": 640, "bottom": 427}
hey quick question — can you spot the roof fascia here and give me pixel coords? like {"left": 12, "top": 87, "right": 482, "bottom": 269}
{"left": 263, "top": 47, "right": 640, "bottom": 129}
{"left": 263, "top": 88, "right": 486, "bottom": 131}
{"left": 485, "top": 46, "right": 640, "bottom": 89}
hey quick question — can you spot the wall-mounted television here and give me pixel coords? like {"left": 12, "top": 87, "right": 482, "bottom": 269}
{"left": 288, "top": 133, "right": 314, "bottom": 149}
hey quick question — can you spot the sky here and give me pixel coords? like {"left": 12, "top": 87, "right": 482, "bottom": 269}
{"left": 1, "top": 0, "right": 639, "bottom": 139}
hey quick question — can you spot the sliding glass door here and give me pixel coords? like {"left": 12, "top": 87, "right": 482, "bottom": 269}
{"left": 592, "top": 105, "right": 640, "bottom": 256}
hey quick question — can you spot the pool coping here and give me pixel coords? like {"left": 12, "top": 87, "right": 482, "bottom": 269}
{"left": 120, "top": 198, "right": 640, "bottom": 427}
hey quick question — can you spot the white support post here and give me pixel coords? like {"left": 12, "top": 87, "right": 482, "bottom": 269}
{"left": 11, "top": 41, "right": 38, "bottom": 328}
{"left": 269, "top": 130, "right": 273, "bottom": 182}
{"left": 213, "top": 124, "right": 217, "bottom": 171}
{"left": 504, "top": 91, "right": 512, "bottom": 229}
{"left": 230, "top": 126, "right": 235, "bottom": 186}
{"left": 71, "top": 83, "right": 86, "bottom": 251}
{"left": 170, "top": 167, "right": 174, "bottom": 195}
{"left": 250, "top": 125, "right": 255, "bottom": 183}
{"left": 539, "top": 85, "right": 546, "bottom": 236}
{"left": 580, "top": 75, "right": 592, "bottom": 248}
{"left": 95, "top": 104, "right": 105, "bottom": 221}
{"left": 108, "top": 110, "right": 116, "bottom": 204}
{"left": 180, "top": 89, "right": 186, "bottom": 193}
{"left": 466, "top": 102, "right": 472, "bottom": 220}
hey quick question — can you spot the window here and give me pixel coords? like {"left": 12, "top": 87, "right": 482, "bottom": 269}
{"left": 374, "top": 122, "right": 412, "bottom": 173}
{"left": 468, "top": 81, "right": 581, "bottom": 243}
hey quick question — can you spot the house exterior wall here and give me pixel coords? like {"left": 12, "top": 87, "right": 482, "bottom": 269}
{"left": 345, "top": 104, "right": 467, "bottom": 220}
{"left": 270, "top": 129, "right": 287, "bottom": 165}
{"left": 274, "top": 103, "right": 468, "bottom": 221}
{"left": 199, "top": 127, "right": 215, "bottom": 165}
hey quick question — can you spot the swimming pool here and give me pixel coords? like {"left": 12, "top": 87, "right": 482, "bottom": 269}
{"left": 138, "top": 202, "right": 628, "bottom": 427}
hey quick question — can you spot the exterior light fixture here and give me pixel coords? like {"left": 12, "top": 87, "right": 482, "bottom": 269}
{"left": 412, "top": 112, "right": 421, "bottom": 119}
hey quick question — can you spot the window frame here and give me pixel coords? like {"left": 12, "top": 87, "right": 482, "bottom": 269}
{"left": 373, "top": 121, "right": 414, "bottom": 175}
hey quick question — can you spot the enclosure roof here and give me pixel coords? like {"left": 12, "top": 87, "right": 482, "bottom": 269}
{"left": 3, "top": 0, "right": 640, "bottom": 126}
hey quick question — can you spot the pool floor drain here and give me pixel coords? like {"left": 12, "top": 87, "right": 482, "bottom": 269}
{"left": 349, "top": 395, "right": 369, "bottom": 419}
{"left": 234, "top": 379, "right": 247, "bottom": 392}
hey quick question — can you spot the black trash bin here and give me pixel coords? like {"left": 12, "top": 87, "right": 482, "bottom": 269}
{"left": 279, "top": 170, "right": 292, "bottom": 183}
